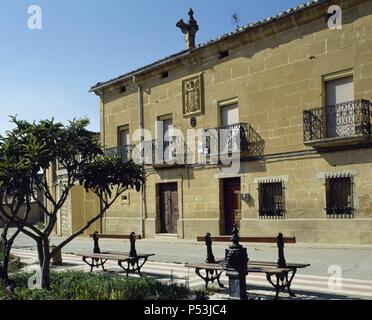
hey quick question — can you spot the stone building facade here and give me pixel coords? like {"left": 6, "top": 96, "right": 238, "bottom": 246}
{"left": 50, "top": 160, "right": 101, "bottom": 237}
{"left": 91, "top": 0, "right": 372, "bottom": 244}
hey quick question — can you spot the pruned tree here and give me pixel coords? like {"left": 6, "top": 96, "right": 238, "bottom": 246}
{"left": 0, "top": 117, "right": 145, "bottom": 289}
{"left": 0, "top": 122, "right": 36, "bottom": 283}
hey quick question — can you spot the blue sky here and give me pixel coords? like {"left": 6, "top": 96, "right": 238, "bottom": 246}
{"left": 0, "top": 0, "right": 304, "bottom": 135}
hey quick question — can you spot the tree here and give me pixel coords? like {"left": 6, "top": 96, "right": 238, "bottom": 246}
{"left": 0, "top": 122, "right": 37, "bottom": 283}
{"left": 0, "top": 117, "right": 145, "bottom": 289}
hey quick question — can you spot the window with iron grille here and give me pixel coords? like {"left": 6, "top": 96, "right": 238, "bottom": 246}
{"left": 325, "top": 177, "right": 353, "bottom": 215}
{"left": 258, "top": 182, "right": 285, "bottom": 217}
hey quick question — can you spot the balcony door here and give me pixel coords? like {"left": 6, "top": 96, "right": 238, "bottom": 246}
{"left": 220, "top": 103, "right": 239, "bottom": 153}
{"left": 118, "top": 125, "right": 130, "bottom": 160}
{"left": 118, "top": 126, "right": 129, "bottom": 146}
{"left": 221, "top": 103, "right": 239, "bottom": 127}
{"left": 159, "top": 115, "right": 173, "bottom": 162}
{"left": 325, "top": 76, "right": 354, "bottom": 137}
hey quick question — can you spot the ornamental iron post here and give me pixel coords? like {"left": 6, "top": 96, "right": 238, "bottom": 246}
{"left": 129, "top": 232, "right": 137, "bottom": 258}
{"left": 205, "top": 233, "right": 216, "bottom": 263}
{"left": 223, "top": 224, "right": 248, "bottom": 300}
{"left": 92, "top": 231, "right": 101, "bottom": 253}
{"left": 277, "top": 233, "right": 286, "bottom": 268}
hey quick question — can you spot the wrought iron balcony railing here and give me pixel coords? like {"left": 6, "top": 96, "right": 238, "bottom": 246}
{"left": 105, "top": 144, "right": 138, "bottom": 162}
{"left": 141, "top": 136, "right": 190, "bottom": 166}
{"left": 201, "top": 123, "right": 264, "bottom": 158}
{"left": 105, "top": 137, "right": 190, "bottom": 166}
{"left": 303, "top": 99, "right": 372, "bottom": 144}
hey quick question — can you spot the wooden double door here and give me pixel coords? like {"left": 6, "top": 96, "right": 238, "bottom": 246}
{"left": 223, "top": 178, "right": 241, "bottom": 235}
{"left": 159, "top": 183, "right": 179, "bottom": 234}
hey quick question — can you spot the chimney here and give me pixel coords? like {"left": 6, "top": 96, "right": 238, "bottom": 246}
{"left": 176, "top": 8, "right": 199, "bottom": 49}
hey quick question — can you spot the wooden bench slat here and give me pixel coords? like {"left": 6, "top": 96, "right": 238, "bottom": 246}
{"left": 185, "top": 263, "right": 223, "bottom": 271}
{"left": 196, "top": 236, "right": 296, "bottom": 244}
{"left": 89, "top": 233, "right": 142, "bottom": 240}
{"left": 81, "top": 253, "right": 154, "bottom": 260}
{"left": 249, "top": 260, "right": 311, "bottom": 268}
{"left": 101, "top": 251, "right": 155, "bottom": 258}
{"left": 185, "top": 263, "right": 292, "bottom": 275}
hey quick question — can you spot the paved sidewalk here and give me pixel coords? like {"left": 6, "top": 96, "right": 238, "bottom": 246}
{"left": 11, "top": 248, "right": 372, "bottom": 300}
{"left": 9, "top": 232, "right": 372, "bottom": 282}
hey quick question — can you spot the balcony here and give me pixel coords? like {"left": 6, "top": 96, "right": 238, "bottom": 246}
{"left": 142, "top": 136, "right": 190, "bottom": 168}
{"left": 201, "top": 123, "right": 265, "bottom": 159}
{"left": 105, "top": 144, "right": 138, "bottom": 162}
{"left": 303, "top": 99, "right": 372, "bottom": 148}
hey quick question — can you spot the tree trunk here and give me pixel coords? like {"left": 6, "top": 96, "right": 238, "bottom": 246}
{"left": 1, "top": 228, "right": 20, "bottom": 284}
{"left": 1, "top": 244, "right": 10, "bottom": 283}
{"left": 0, "top": 228, "right": 8, "bottom": 282}
{"left": 40, "top": 238, "right": 51, "bottom": 289}
{"left": 36, "top": 239, "right": 44, "bottom": 268}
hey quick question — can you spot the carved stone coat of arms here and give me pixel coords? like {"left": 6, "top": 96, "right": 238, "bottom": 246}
{"left": 182, "top": 74, "right": 204, "bottom": 117}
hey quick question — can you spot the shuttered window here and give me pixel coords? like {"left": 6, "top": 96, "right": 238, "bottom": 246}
{"left": 221, "top": 103, "right": 239, "bottom": 127}
{"left": 325, "top": 177, "right": 353, "bottom": 215}
{"left": 326, "top": 76, "right": 354, "bottom": 106}
{"left": 118, "top": 125, "right": 130, "bottom": 146}
{"left": 258, "top": 182, "right": 285, "bottom": 217}
{"left": 325, "top": 76, "right": 355, "bottom": 137}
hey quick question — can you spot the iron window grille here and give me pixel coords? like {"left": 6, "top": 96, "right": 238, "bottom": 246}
{"left": 325, "top": 176, "right": 353, "bottom": 217}
{"left": 258, "top": 180, "right": 285, "bottom": 218}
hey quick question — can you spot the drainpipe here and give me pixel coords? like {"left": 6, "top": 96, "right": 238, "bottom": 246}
{"left": 134, "top": 76, "right": 145, "bottom": 238}
{"left": 101, "top": 89, "right": 106, "bottom": 233}
{"left": 180, "top": 174, "right": 185, "bottom": 239}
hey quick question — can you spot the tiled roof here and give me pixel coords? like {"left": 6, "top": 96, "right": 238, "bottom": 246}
{"left": 90, "top": 0, "right": 328, "bottom": 92}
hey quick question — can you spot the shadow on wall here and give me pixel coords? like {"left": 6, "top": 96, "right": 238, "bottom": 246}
{"left": 321, "top": 147, "right": 372, "bottom": 166}
{"left": 0, "top": 203, "right": 44, "bottom": 228}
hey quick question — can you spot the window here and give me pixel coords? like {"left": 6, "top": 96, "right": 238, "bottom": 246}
{"left": 325, "top": 76, "right": 354, "bottom": 106}
{"left": 258, "top": 182, "right": 285, "bottom": 217}
{"left": 117, "top": 125, "right": 130, "bottom": 160}
{"left": 158, "top": 115, "right": 174, "bottom": 161}
{"left": 219, "top": 50, "right": 229, "bottom": 59}
{"left": 324, "top": 75, "right": 355, "bottom": 138}
{"left": 118, "top": 125, "right": 129, "bottom": 146}
{"left": 325, "top": 177, "right": 353, "bottom": 215}
{"left": 56, "top": 159, "right": 65, "bottom": 171}
{"left": 220, "top": 102, "right": 239, "bottom": 153}
{"left": 220, "top": 103, "right": 239, "bottom": 127}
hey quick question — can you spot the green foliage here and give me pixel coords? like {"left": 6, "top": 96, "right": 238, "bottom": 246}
{"left": 0, "top": 271, "right": 190, "bottom": 300}
{"left": 0, "top": 116, "right": 144, "bottom": 209}
{"left": 0, "top": 252, "right": 25, "bottom": 273}
{"left": 79, "top": 156, "right": 145, "bottom": 198}
{"left": 193, "top": 288, "right": 211, "bottom": 300}
{"left": 3, "top": 117, "right": 103, "bottom": 173}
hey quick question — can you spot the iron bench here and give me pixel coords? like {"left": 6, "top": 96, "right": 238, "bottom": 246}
{"left": 189, "top": 233, "right": 310, "bottom": 298}
{"left": 185, "top": 262, "right": 293, "bottom": 297}
{"left": 80, "top": 231, "right": 155, "bottom": 277}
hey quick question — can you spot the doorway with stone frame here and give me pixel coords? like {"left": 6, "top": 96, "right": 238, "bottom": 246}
{"left": 157, "top": 182, "right": 179, "bottom": 235}
{"left": 221, "top": 178, "right": 241, "bottom": 235}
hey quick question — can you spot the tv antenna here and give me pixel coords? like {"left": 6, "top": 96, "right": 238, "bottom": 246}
{"left": 232, "top": 12, "right": 241, "bottom": 30}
